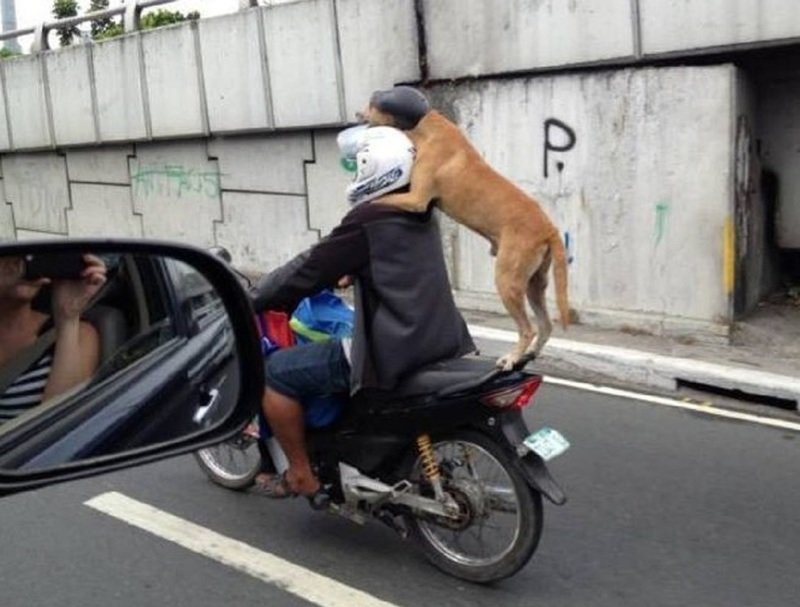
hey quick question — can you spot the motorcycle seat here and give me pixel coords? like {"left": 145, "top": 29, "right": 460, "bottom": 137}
{"left": 359, "top": 355, "right": 499, "bottom": 403}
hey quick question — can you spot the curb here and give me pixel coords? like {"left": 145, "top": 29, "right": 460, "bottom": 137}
{"left": 468, "top": 325, "right": 800, "bottom": 411}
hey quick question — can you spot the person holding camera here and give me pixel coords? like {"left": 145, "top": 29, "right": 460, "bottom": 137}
{"left": 0, "top": 254, "right": 107, "bottom": 424}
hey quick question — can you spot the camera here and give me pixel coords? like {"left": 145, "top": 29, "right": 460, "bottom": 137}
{"left": 23, "top": 253, "right": 86, "bottom": 281}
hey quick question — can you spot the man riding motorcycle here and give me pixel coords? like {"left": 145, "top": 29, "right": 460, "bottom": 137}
{"left": 250, "top": 126, "right": 475, "bottom": 503}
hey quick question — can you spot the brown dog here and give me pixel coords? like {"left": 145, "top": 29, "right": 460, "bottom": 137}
{"left": 361, "top": 86, "right": 569, "bottom": 370}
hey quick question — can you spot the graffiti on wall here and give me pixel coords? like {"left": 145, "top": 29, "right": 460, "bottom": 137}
{"left": 131, "top": 164, "right": 222, "bottom": 199}
{"left": 543, "top": 118, "right": 576, "bottom": 178}
{"left": 564, "top": 231, "right": 575, "bottom": 265}
{"left": 654, "top": 201, "right": 669, "bottom": 245}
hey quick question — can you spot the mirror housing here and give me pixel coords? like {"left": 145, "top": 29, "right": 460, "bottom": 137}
{"left": 0, "top": 239, "right": 264, "bottom": 496}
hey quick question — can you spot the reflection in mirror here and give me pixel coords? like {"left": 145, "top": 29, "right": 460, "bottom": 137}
{"left": 0, "top": 250, "right": 240, "bottom": 472}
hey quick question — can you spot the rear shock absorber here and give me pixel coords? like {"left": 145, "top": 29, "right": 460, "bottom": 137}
{"left": 416, "top": 434, "right": 446, "bottom": 502}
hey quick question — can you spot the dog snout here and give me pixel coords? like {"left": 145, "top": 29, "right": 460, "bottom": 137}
{"left": 355, "top": 107, "right": 371, "bottom": 123}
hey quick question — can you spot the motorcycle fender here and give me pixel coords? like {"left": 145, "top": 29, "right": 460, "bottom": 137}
{"left": 517, "top": 451, "right": 567, "bottom": 506}
{"left": 499, "top": 412, "right": 567, "bottom": 506}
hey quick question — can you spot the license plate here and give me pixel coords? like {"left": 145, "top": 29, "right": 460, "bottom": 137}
{"left": 523, "top": 427, "right": 570, "bottom": 461}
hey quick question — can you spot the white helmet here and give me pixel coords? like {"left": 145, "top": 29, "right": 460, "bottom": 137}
{"left": 344, "top": 126, "right": 415, "bottom": 206}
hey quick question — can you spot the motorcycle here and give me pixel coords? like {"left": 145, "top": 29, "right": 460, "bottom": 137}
{"left": 196, "top": 352, "right": 569, "bottom": 583}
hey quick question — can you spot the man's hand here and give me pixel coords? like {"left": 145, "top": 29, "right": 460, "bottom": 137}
{"left": 337, "top": 275, "right": 353, "bottom": 289}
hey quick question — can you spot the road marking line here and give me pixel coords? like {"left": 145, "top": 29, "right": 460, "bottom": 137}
{"left": 469, "top": 323, "right": 800, "bottom": 425}
{"left": 544, "top": 376, "right": 800, "bottom": 432}
{"left": 84, "top": 492, "right": 400, "bottom": 607}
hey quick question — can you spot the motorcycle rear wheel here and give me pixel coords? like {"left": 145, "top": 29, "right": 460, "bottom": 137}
{"left": 405, "top": 430, "right": 543, "bottom": 583}
{"left": 194, "top": 431, "right": 263, "bottom": 490}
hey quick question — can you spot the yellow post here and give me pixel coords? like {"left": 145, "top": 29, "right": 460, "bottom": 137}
{"left": 723, "top": 217, "right": 735, "bottom": 295}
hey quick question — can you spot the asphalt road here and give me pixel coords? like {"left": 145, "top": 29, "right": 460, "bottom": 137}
{"left": 1, "top": 380, "right": 798, "bottom": 607}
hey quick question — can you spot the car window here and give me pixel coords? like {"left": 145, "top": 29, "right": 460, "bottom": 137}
{"left": 89, "top": 255, "right": 179, "bottom": 379}
{"left": 163, "top": 258, "right": 225, "bottom": 335}
{"left": 0, "top": 252, "right": 183, "bottom": 437}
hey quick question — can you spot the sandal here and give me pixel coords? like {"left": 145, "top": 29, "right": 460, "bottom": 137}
{"left": 251, "top": 472, "right": 296, "bottom": 499}
{"left": 306, "top": 486, "right": 332, "bottom": 511}
{"left": 252, "top": 469, "right": 331, "bottom": 509}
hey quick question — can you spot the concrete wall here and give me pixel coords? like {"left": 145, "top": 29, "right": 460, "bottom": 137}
{"left": 2, "top": 154, "right": 70, "bottom": 235}
{"left": 430, "top": 66, "right": 735, "bottom": 335}
{"left": 0, "top": 64, "right": 739, "bottom": 337}
{"left": 0, "top": 0, "right": 419, "bottom": 152}
{"left": 422, "top": 0, "right": 800, "bottom": 79}
{"left": 2, "top": 1, "right": 800, "bottom": 152}
{"left": 3, "top": 0, "right": 798, "bottom": 337}
{"left": 639, "top": 0, "right": 800, "bottom": 56}
{"left": 423, "top": 0, "right": 637, "bottom": 79}
{"left": 732, "top": 70, "right": 766, "bottom": 315}
{"left": 759, "top": 68, "right": 800, "bottom": 249}
{"left": 0, "top": 131, "right": 345, "bottom": 272}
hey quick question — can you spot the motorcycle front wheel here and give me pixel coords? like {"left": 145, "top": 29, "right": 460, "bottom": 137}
{"left": 194, "top": 428, "right": 263, "bottom": 490}
{"left": 405, "top": 430, "right": 543, "bottom": 583}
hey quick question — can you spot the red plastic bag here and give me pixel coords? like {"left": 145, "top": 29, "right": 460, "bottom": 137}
{"left": 255, "top": 310, "right": 295, "bottom": 349}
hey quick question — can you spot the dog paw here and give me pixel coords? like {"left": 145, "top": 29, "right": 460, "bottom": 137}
{"left": 495, "top": 353, "right": 518, "bottom": 371}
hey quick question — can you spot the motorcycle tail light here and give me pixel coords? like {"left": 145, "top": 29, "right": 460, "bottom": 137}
{"left": 480, "top": 376, "right": 543, "bottom": 409}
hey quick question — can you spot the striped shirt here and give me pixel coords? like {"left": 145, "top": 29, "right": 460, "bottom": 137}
{"left": 0, "top": 348, "right": 54, "bottom": 424}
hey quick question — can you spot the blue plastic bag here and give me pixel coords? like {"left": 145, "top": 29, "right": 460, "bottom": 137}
{"left": 259, "top": 290, "right": 355, "bottom": 438}
{"left": 290, "top": 289, "right": 354, "bottom": 344}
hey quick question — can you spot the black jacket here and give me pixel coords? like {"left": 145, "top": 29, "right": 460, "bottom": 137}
{"left": 250, "top": 203, "right": 475, "bottom": 393}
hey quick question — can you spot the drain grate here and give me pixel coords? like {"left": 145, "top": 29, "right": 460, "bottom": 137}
{"left": 677, "top": 379, "right": 798, "bottom": 411}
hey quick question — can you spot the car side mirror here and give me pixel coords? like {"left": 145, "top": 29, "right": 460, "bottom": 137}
{"left": 0, "top": 240, "right": 263, "bottom": 496}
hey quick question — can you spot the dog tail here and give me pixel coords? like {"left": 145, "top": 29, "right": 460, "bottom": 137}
{"left": 549, "top": 230, "right": 570, "bottom": 330}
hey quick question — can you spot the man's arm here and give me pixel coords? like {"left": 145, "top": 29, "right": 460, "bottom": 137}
{"left": 250, "top": 220, "right": 369, "bottom": 313}
{"left": 375, "top": 150, "right": 437, "bottom": 212}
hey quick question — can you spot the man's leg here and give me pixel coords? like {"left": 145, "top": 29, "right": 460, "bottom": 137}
{"left": 262, "top": 340, "right": 350, "bottom": 497}
{"left": 261, "top": 387, "right": 319, "bottom": 495}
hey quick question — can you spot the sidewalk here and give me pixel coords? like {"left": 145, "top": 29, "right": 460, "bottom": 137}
{"left": 461, "top": 302, "right": 800, "bottom": 414}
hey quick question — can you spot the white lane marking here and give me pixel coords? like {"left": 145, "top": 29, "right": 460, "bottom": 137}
{"left": 84, "top": 492, "right": 400, "bottom": 607}
{"left": 544, "top": 376, "right": 800, "bottom": 432}
{"left": 469, "top": 323, "right": 800, "bottom": 431}
{"left": 469, "top": 323, "right": 800, "bottom": 403}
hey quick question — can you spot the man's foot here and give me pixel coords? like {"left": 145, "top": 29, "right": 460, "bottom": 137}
{"left": 285, "top": 468, "right": 321, "bottom": 497}
{"left": 285, "top": 468, "right": 331, "bottom": 511}
{"left": 242, "top": 422, "right": 260, "bottom": 440}
{"left": 251, "top": 472, "right": 295, "bottom": 499}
